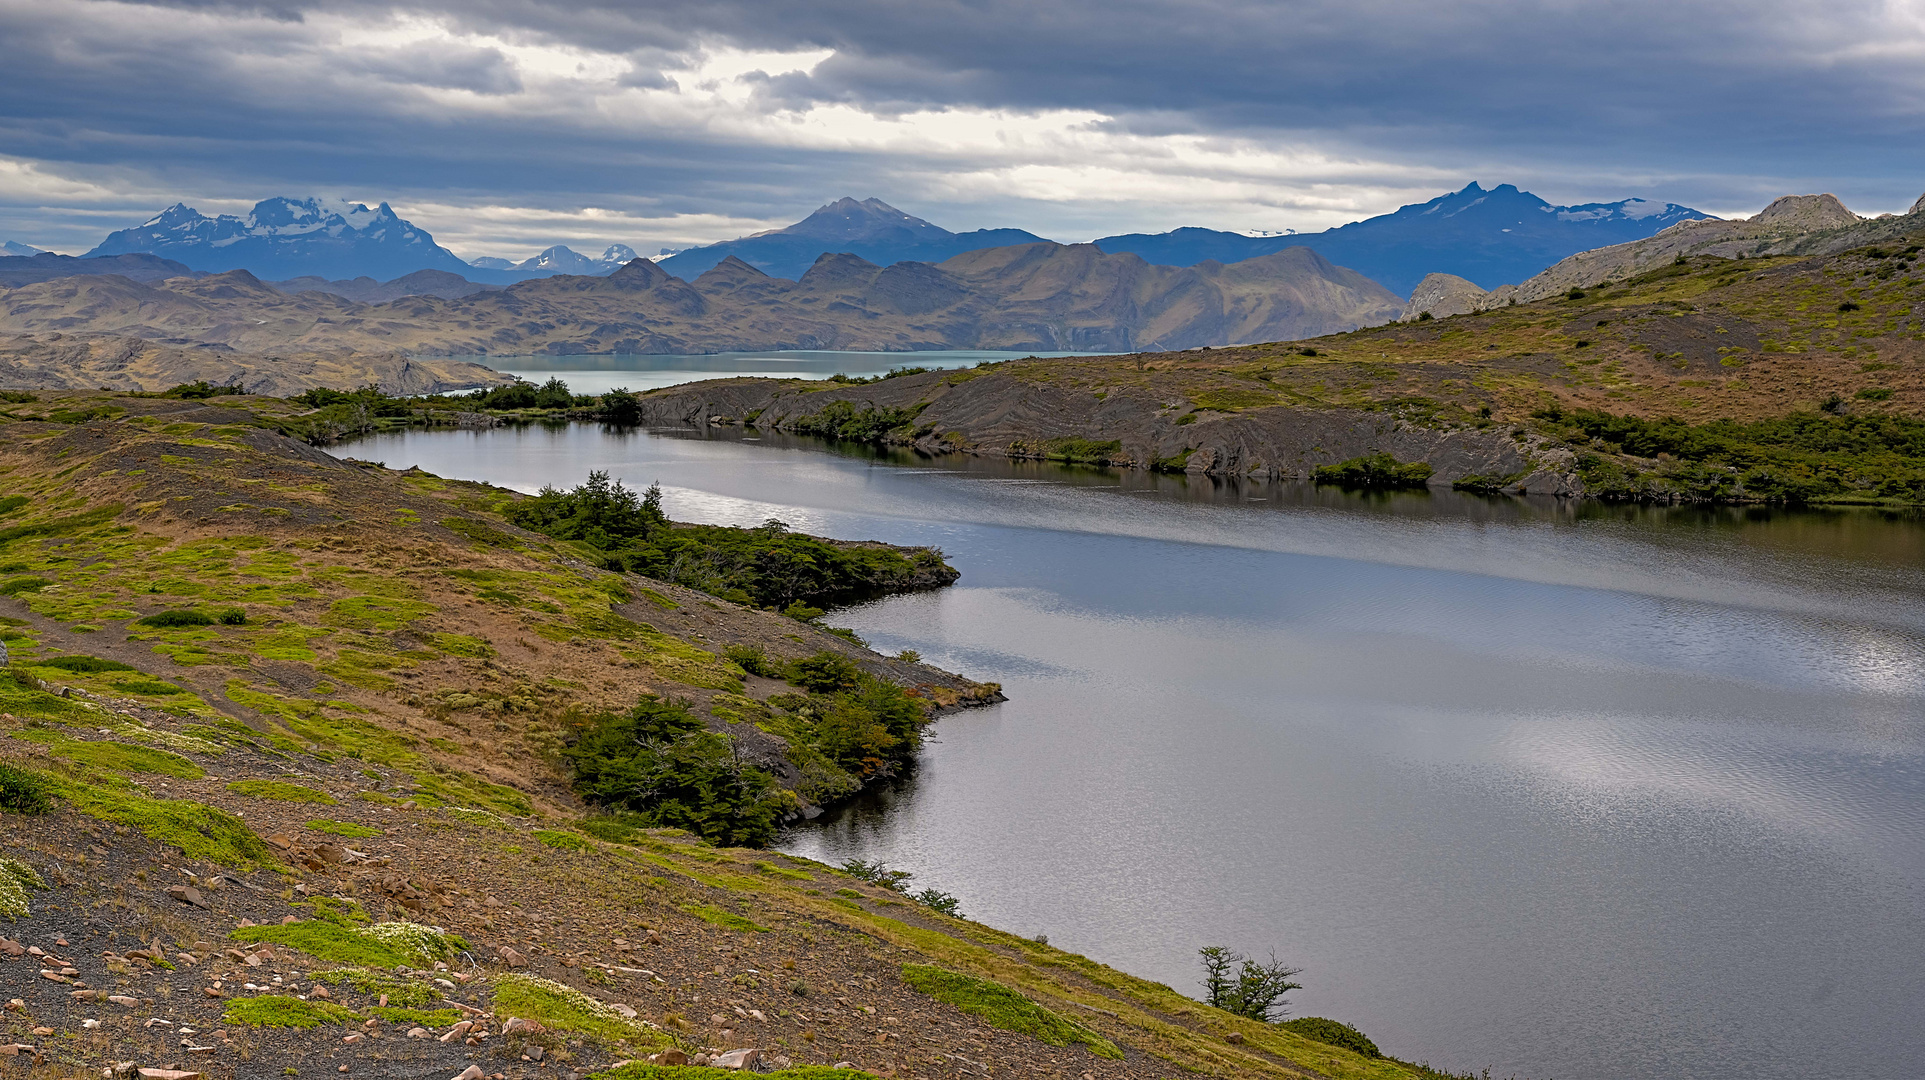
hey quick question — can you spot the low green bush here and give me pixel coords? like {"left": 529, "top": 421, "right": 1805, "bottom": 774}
{"left": 724, "top": 644, "right": 780, "bottom": 677}
{"left": 138, "top": 609, "right": 215, "bottom": 628}
{"left": 0, "top": 763, "right": 51, "bottom": 815}
{"left": 566, "top": 696, "right": 785, "bottom": 847}
{"left": 1312, "top": 453, "right": 1434, "bottom": 490}
{"left": 223, "top": 994, "right": 360, "bottom": 1028}
{"left": 1280, "top": 1016, "right": 1381, "bottom": 1058}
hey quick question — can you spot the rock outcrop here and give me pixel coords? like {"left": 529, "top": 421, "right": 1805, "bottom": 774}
{"left": 1397, "top": 273, "right": 1489, "bottom": 321}
{"left": 632, "top": 367, "right": 1578, "bottom": 494}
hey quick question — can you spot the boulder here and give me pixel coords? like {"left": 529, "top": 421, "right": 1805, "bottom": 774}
{"left": 710, "top": 1048, "right": 764, "bottom": 1070}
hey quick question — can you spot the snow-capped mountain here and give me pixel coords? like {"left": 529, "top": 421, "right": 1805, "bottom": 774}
{"left": 463, "top": 244, "right": 640, "bottom": 281}
{"left": 1096, "top": 183, "right": 1713, "bottom": 294}
{"left": 85, "top": 197, "right": 473, "bottom": 281}
{"left": 2, "top": 241, "right": 46, "bottom": 257}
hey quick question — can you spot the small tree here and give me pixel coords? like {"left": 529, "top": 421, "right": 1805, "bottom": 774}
{"left": 1198, "top": 946, "right": 1304, "bottom": 1023}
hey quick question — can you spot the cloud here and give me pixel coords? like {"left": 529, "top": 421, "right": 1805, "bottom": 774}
{"left": 1, "top": 0, "right": 1922, "bottom": 259}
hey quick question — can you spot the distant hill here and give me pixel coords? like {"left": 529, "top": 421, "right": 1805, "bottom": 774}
{"left": 85, "top": 197, "right": 476, "bottom": 281}
{"left": 658, "top": 197, "right": 1051, "bottom": 281}
{"left": 1400, "top": 189, "right": 1925, "bottom": 317}
{"left": 0, "top": 252, "right": 198, "bottom": 288}
{"left": 1095, "top": 183, "right": 1711, "bottom": 295}
{"left": 268, "top": 269, "right": 497, "bottom": 304}
{"left": 0, "top": 241, "right": 1402, "bottom": 355}
{"left": 2, "top": 241, "right": 45, "bottom": 257}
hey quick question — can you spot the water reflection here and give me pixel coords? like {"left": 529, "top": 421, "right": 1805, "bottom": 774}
{"left": 340, "top": 421, "right": 1925, "bottom": 1080}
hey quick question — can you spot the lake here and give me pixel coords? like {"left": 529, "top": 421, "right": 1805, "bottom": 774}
{"left": 340, "top": 421, "right": 1925, "bottom": 1080}
{"left": 455, "top": 349, "right": 1098, "bottom": 396}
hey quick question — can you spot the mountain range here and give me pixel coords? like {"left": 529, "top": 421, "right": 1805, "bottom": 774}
{"left": 656, "top": 197, "right": 1050, "bottom": 281}
{"left": 1, "top": 241, "right": 45, "bottom": 257}
{"left": 469, "top": 243, "right": 639, "bottom": 279}
{"left": 1092, "top": 183, "right": 1710, "bottom": 295}
{"left": 85, "top": 197, "right": 477, "bottom": 282}
{"left": 0, "top": 241, "right": 1402, "bottom": 355}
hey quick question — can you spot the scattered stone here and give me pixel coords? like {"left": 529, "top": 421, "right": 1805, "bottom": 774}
{"left": 166, "top": 885, "right": 206, "bottom": 908}
{"left": 0, "top": 940, "right": 23, "bottom": 957}
{"left": 2, "top": 1000, "right": 19, "bottom": 1011}
{"left": 29, "top": 1028, "right": 53, "bottom": 1037}
{"left": 82, "top": 1018, "right": 101, "bottom": 1029}
{"left": 406, "top": 1028, "right": 429, "bottom": 1039}
{"left": 40, "top": 970, "right": 71, "bottom": 983}
{"left": 525, "top": 1046, "right": 544, "bottom": 1062}
{"left": 71, "top": 990, "right": 103, "bottom": 1002}
{"left": 450, "top": 1068, "right": 483, "bottom": 1080}
{"left": 112, "top": 1062, "right": 136, "bottom": 1078}
{"left": 1225, "top": 1031, "right": 1245, "bottom": 1044}
{"left": 711, "top": 1048, "right": 764, "bottom": 1070}
{"left": 499, "top": 1018, "right": 544, "bottom": 1035}
{"left": 0, "top": 1046, "right": 21, "bottom": 1058}
{"left": 438, "top": 1021, "right": 473, "bottom": 1043}
{"left": 265, "top": 834, "right": 295, "bottom": 851}
{"left": 648, "top": 1050, "right": 688, "bottom": 1066}
{"left": 202, "top": 988, "right": 222, "bottom": 999}
{"left": 108, "top": 995, "right": 139, "bottom": 1008}
{"left": 609, "top": 1003, "right": 637, "bottom": 1019}
{"left": 310, "top": 986, "right": 329, "bottom": 999}
{"left": 495, "top": 946, "right": 526, "bottom": 968}
{"left": 282, "top": 916, "right": 299, "bottom": 925}
{"left": 136, "top": 1070, "right": 203, "bottom": 1080}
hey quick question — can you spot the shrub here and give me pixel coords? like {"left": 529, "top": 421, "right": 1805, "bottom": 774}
{"left": 0, "top": 763, "right": 51, "bottom": 815}
{"left": 724, "top": 644, "right": 780, "bottom": 677}
{"left": 565, "top": 696, "right": 785, "bottom": 847}
{"left": 1857, "top": 387, "right": 1894, "bottom": 401}
{"left": 0, "top": 576, "right": 48, "bottom": 596}
{"left": 1280, "top": 1016, "right": 1381, "bottom": 1057}
{"left": 1838, "top": 301, "right": 1861, "bottom": 312}
{"left": 787, "top": 652, "right": 861, "bottom": 693}
{"left": 161, "top": 380, "right": 244, "bottom": 400}
{"left": 1416, "top": 311, "right": 1434, "bottom": 321}
{"left": 1199, "top": 946, "right": 1303, "bottom": 1023}
{"left": 792, "top": 400, "right": 922, "bottom": 442}
{"left": 1312, "top": 453, "right": 1434, "bottom": 490}
{"left": 215, "top": 606, "right": 248, "bottom": 625}
{"left": 138, "top": 609, "right": 215, "bottom": 628}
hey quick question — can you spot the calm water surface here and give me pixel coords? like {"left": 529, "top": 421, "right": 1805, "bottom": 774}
{"left": 342, "top": 423, "right": 1925, "bottom": 1080}
{"left": 455, "top": 349, "right": 1096, "bottom": 396}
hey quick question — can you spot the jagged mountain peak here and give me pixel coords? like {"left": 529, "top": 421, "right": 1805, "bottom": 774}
{"left": 86, "top": 196, "right": 470, "bottom": 281}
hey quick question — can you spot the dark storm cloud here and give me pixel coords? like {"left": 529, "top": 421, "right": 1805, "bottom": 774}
{"left": 2, "top": 0, "right": 1921, "bottom": 256}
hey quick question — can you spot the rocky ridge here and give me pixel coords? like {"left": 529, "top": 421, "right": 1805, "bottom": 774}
{"left": 1403, "top": 190, "right": 1925, "bottom": 317}
{"left": 0, "top": 243, "right": 1402, "bottom": 356}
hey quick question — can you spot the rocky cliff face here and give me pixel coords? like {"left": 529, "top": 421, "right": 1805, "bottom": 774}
{"left": 0, "top": 240, "right": 1404, "bottom": 355}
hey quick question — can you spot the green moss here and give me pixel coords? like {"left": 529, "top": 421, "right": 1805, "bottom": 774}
{"left": 111, "top": 678, "right": 187, "bottom": 696}
{"left": 309, "top": 968, "right": 439, "bottom": 1007}
{"left": 637, "top": 588, "right": 678, "bottom": 610}
{"left": 1280, "top": 1016, "right": 1382, "bottom": 1058}
{"left": 33, "top": 654, "right": 135, "bottom": 673}
{"left": 534, "top": 828, "right": 592, "bottom": 851}
{"left": 356, "top": 921, "right": 469, "bottom": 963}
{"left": 427, "top": 632, "right": 495, "bottom": 658}
{"left": 223, "top": 994, "right": 362, "bottom": 1029}
{"left": 231, "top": 921, "right": 411, "bottom": 967}
{"left": 0, "top": 762, "right": 53, "bottom": 815}
{"left": 325, "top": 595, "right": 437, "bottom": 631}
{"left": 227, "top": 779, "right": 336, "bottom": 804}
{"left": 491, "top": 973, "right": 672, "bottom": 1047}
{"left": 45, "top": 736, "right": 204, "bottom": 779}
{"left": 0, "top": 856, "right": 47, "bottom": 918}
{"left": 367, "top": 1006, "right": 462, "bottom": 1026}
{"left": 752, "top": 860, "right": 814, "bottom": 881}
{"left": 899, "top": 964, "right": 1121, "bottom": 1059}
{"left": 306, "top": 818, "right": 382, "bottom": 838}
{"left": 679, "top": 903, "right": 768, "bottom": 933}
{"left": 55, "top": 784, "right": 273, "bottom": 867}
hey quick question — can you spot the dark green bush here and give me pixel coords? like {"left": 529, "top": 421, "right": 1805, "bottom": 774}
{"left": 37, "top": 655, "right": 136, "bottom": 673}
{"left": 724, "top": 645, "right": 780, "bottom": 678}
{"left": 0, "top": 576, "right": 48, "bottom": 596}
{"left": 787, "top": 652, "right": 861, "bottom": 693}
{"left": 215, "top": 606, "right": 248, "bottom": 625}
{"left": 0, "top": 762, "right": 51, "bottom": 815}
{"left": 792, "top": 400, "right": 923, "bottom": 442}
{"left": 1280, "top": 1017, "right": 1380, "bottom": 1058}
{"left": 1312, "top": 453, "right": 1434, "bottom": 490}
{"left": 161, "top": 380, "right": 243, "bottom": 399}
{"left": 137, "top": 609, "right": 215, "bottom": 628}
{"left": 507, "top": 472, "right": 956, "bottom": 609}
{"left": 565, "top": 697, "right": 784, "bottom": 847}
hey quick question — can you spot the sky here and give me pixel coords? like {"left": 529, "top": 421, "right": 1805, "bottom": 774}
{"left": 3, "top": 0, "right": 1924, "bottom": 260}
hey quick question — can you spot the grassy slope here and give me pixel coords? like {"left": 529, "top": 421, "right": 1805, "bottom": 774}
{"left": 983, "top": 242, "right": 1924, "bottom": 428}
{"left": 0, "top": 395, "right": 1447, "bottom": 1079}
